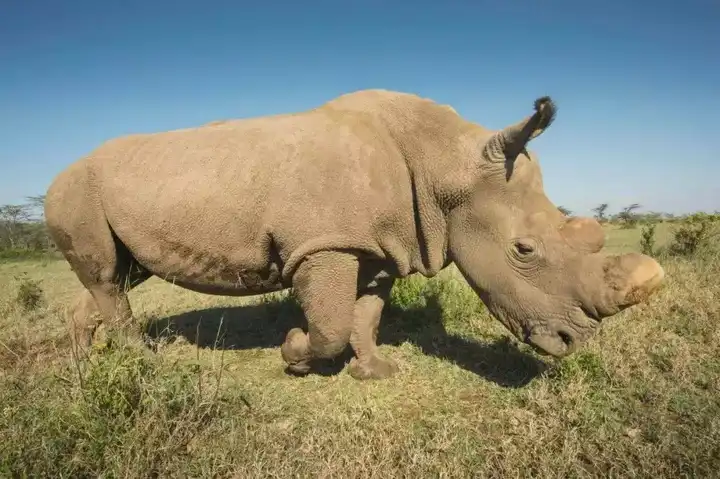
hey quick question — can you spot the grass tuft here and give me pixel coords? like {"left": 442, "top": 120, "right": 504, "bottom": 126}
{"left": 0, "top": 343, "right": 228, "bottom": 477}
{"left": 13, "top": 272, "right": 44, "bottom": 312}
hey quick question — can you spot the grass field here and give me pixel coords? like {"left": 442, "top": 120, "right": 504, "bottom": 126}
{"left": 1, "top": 223, "right": 718, "bottom": 477}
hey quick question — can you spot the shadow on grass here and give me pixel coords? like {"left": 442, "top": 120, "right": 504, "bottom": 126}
{"left": 144, "top": 294, "right": 548, "bottom": 388}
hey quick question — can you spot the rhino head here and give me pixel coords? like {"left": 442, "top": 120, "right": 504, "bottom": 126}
{"left": 446, "top": 97, "right": 665, "bottom": 357}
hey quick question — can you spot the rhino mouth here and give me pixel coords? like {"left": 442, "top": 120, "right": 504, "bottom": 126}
{"left": 526, "top": 330, "right": 575, "bottom": 357}
{"left": 579, "top": 303, "right": 603, "bottom": 322}
{"left": 524, "top": 319, "right": 585, "bottom": 358}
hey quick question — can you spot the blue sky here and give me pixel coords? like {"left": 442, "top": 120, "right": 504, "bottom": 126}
{"left": 1, "top": 0, "right": 718, "bottom": 216}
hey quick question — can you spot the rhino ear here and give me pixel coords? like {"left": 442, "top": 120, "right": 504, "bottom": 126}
{"left": 482, "top": 96, "right": 557, "bottom": 164}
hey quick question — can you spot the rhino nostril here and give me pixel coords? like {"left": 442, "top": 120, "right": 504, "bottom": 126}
{"left": 580, "top": 303, "right": 602, "bottom": 322}
{"left": 557, "top": 330, "right": 574, "bottom": 348}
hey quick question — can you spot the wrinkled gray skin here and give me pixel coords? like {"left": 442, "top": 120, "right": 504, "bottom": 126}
{"left": 44, "top": 89, "right": 665, "bottom": 380}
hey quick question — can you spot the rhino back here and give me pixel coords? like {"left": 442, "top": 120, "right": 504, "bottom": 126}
{"left": 90, "top": 109, "right": 417, "bottom": 288}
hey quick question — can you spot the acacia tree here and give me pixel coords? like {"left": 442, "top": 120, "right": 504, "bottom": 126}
{"left": 0, "top": 204, "right": 32, "bottom": 249}
{"left": 24, "top": 194, "right": 53, "bottom": 250}
{"left": 0, "top": 195, "right": 53, "bottom": 252}
{"left": 25, "top": 194, "right": 46, "bottom": 221}
{"left": 618, "top": 203, "right": 642, "bottom": 229}
{"left": 557, "top": 206, "right": 572, "bottom": 216}
{"left": 592, "top": 203, "right": 609, "bottom": 223}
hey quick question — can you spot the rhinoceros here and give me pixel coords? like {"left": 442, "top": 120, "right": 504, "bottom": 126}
{"left": 44, "top": 89, "right": 665, "bottom": 379}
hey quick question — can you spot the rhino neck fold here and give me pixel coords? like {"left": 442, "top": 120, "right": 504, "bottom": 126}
{"left": 378, "top": 103, "right": 471, "bottom": 278}
{"left": 321, "top": 91, "right": 470, "bottom": 278}
{"left": 406, "top": 167, "right": 449, "bottom": 277}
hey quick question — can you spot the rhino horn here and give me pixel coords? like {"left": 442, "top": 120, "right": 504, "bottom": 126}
{"left": 483, "top": 96, "right": 557, "bottom": 163}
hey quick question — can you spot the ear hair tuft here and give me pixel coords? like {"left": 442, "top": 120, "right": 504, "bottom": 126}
{"left": 533, "top": 96, "right": 557, "bottom": 130}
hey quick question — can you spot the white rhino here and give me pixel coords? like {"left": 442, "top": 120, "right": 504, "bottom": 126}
{"left": 44, "top": 89, "right": 664, "bottom": 379}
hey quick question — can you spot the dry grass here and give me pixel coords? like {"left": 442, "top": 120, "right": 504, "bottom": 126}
{"left": 1, "top": 225, "right": 718, "bottom": 477}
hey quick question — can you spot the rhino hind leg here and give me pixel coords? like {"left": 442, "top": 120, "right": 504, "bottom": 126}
{"left": 347, "top": 279, "right": 399, "bottom": 380}
{"left": 280, "top": 251, "right": 359, "bottom": 375}
{"left": 56, "top": 221, "right": 151, "bottom": 349}
{"left": 68, "top": 288, "right": 102, "bottom": 348}
{"left": 69, "top": 276, "right": 146, "bottom": 349}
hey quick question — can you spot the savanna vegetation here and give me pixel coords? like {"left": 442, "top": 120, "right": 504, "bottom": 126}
{"left": 1, "top": 196, "right": 719, "bottom": 477}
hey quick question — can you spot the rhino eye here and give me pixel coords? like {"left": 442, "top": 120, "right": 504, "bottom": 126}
{"left": 514, "top": 241, "right": 535, "bottom": 256}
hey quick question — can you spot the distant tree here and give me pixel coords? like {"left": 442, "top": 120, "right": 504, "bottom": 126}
{"left": 557, "top": 206, "right": 572, "bottom": 216}
{"left": 25, "top": 194, "right": 46, "bottom": 221}
{"left": 0, "top": 204, "right": 32, "bottom": 249}
{"left": 641, "top": 211, "right": 663, "bottom": 224}
{"left": 0, "top": 196, "right": 55, "bottom": 253}
{"left": 592, "top": 203, "right": 609, "bottom": 223}
{"left": 618, "top": 203, "right": 642, "bottom": 229}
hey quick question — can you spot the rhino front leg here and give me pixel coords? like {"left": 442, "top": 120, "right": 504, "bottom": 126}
{"left": 347, "top": 279, "right": 399, "bottom": 380}
{"left": 280, "top": 251, "right": 358, "bottom": 375}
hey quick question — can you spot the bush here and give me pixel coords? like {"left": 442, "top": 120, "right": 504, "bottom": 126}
{"left": 640, "top": 222, "right": 657, "bottom": 257}
{"left": 13, "top": 274, "right": 44, "bottom": 312}
{"left": 667, "top": 213, "right": 719, "bottom": 258}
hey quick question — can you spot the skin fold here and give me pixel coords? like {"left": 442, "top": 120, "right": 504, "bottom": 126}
{"left": 44, "top": 89, "right": 665, "bottom": 379}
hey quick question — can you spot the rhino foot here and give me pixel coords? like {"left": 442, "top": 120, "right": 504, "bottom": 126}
{"left": 281, "top": 327, "right": 312, "bottom": 374}
{"left": 347, "top": 354, "right": 399, "bottom": 380}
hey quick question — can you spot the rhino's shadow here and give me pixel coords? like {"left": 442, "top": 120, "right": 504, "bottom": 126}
{"left": 144, "top": 294, "right": 548, "bottom": 388}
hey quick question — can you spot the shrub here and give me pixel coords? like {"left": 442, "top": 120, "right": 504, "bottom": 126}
{"left": 640, "top": 222, "right": 657, "bottom": 257}
{"left": 13, "top": 274, "right": 44, "bottom": 312}
{"left": 667, "top": 213, "right": 719, "bottom": 258}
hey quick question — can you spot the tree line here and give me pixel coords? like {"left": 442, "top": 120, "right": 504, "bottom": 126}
{"left": 556, "top": 203, "right": 716, "bottom": 229}
{"left": 0, "top": 195, "right": 54, "bottom": 254}
{"left": 0, "top": 195, "right": 717, "bottom": 257}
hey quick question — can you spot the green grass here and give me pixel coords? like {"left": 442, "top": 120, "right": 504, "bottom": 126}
{"left": 602, "top": 222, "right": 673, "bottom": 254}
{"left": 1, "top": 225, "right": 719, "bottom": 477}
